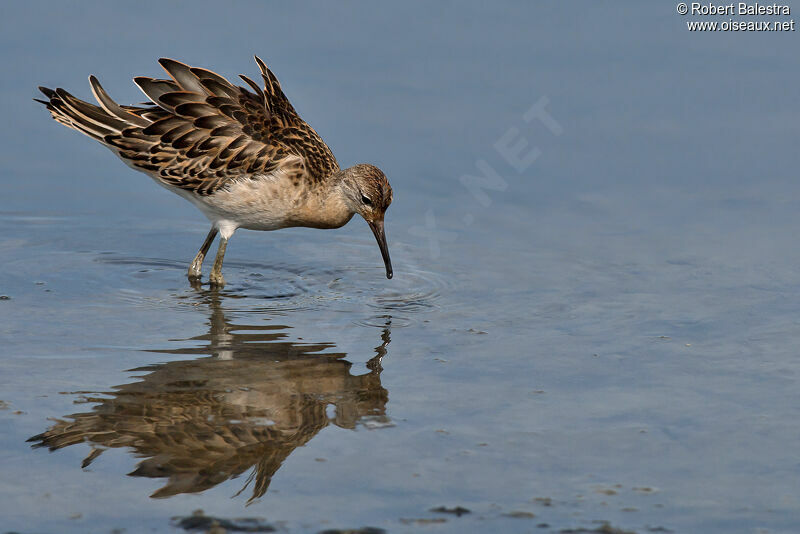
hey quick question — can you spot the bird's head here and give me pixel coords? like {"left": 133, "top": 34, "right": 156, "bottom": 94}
{"left": 340, "top": 164, "right": 393, "bottom": 279}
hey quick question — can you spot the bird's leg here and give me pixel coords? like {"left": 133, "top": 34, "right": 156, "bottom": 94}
{"left": 208, "top": 237, "right": 228, "bottom": 287}
{"left": 188, "top": 227, "right": 219, "bottom": 281}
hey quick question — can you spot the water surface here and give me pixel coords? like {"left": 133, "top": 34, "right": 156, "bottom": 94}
{"left": 2, "top": 2, "right": 800, "bottom": 533}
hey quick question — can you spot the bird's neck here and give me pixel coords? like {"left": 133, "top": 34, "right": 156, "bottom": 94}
{"left": 291, "top": 181, "right": 354, "bottom": 229}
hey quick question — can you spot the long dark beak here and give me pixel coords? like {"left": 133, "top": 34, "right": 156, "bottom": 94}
{"left": 368, "top": 219, "right": 393, "bottom": 279}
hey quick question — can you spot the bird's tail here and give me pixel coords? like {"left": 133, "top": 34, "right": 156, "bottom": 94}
{"left": 35, "top": 76, "right": 155, "bottom": 144}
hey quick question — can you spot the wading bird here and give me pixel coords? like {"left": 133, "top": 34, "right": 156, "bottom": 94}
{"left": 36, "top": 56, "right": 393, "bottom": 287}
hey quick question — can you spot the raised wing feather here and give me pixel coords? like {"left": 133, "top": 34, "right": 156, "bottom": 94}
{"left": 38, "top": 56, "right": 339, "bottom": 196}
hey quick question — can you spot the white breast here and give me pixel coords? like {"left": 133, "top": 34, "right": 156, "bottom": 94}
{"left": 168, "top": 169, "right": 304, "bottom": 238}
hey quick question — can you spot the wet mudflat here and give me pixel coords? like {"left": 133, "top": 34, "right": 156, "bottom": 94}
{"left": 3, "top": 3, "right": 800, "bottom": 534}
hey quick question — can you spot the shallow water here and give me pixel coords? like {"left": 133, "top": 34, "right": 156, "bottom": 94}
{"left": 3, "top": 3, "right": 800, "bottom": 533}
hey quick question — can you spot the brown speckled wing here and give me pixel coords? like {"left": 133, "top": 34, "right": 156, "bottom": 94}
{"left": 38, "top": 57, "right": 339, "bottom": 196}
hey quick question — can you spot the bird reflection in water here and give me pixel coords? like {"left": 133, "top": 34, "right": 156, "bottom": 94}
{"left": 28, "top": 293, "right": 391, "bottom": 502}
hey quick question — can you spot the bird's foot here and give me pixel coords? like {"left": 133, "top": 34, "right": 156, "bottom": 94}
{"left": 187, "top": 267, "right": 203, "bottom": 290}
{"left": 208, "top": 271, "right": 226, "bottom": 288}
{"left": 188, "top": 265, "right": 202, "bottom": 281}
{"left": 188, "top": 277, "right": 203, "bottom": 290}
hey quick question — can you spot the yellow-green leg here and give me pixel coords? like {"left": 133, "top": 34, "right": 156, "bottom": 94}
{"left": 209, "top": 236, "right": 228, "bottom": 287}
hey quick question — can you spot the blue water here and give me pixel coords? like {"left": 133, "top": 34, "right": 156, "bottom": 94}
{"left": 2, "top": 2, "right": 800, "bottom": 533}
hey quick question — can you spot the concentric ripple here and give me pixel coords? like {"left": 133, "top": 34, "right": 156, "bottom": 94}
{"left": 99, "top": 245, "right": 450, "bottom": 325}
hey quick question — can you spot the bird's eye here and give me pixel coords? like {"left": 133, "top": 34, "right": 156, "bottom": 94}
{"left": 361, "top": 195, "right": 372, "bottom": 206}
